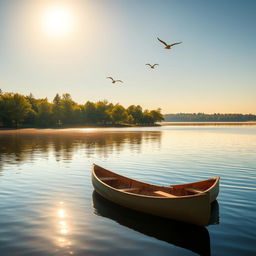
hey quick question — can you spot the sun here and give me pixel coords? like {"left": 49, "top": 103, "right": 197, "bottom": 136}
{"left": 41, "top": 5, "right": 74, "bottom": 37}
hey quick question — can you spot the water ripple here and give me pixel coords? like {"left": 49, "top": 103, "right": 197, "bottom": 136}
{"left": 0, "top": 126, "right": 256, "bottom": 256}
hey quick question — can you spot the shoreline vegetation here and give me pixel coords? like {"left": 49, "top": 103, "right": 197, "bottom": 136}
{"left": 0, "top": 90, "right": 164, "bottom": 128}
{"left": 1, "top": 90, "right": 255, "bottom": 129}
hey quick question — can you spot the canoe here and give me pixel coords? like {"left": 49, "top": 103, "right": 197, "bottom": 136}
{"left": 92, "top": 164, "right": 220, "bottom": 226}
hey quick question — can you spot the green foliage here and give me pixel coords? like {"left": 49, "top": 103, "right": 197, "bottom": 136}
{"left": 36, "top": 98, "right": 54, "bottom": 127}
{"left": 127, "top": 105, "right": 143, "bottom": 124}
{"left": 60, "top": 93, "right": 78, "bottom": 124}
{"left": 110, "top": 104, "right": 128, "bottom": 124}
{"left": 52, "top": 94, "right": 63, "bottom": 125}
{"left": 0, "top": 93, "right": 32, "bottom": 127}
{"left": 24, "top": 93, "right": 38, "bottom": 125}
{"left": 126, "top": 106, "right": 164, "bottom": 124}
{"left": 149, "top": 108, "right": 164, "bottom": 122}
{"left": 94, "top": 100, "right": 113, "bottom": 124}
{"left": 142, "top": 110, "right": 154, "bottom": 124}
{"left": 83, "top": 101, "right": 98, "bottom": 123}
{"left": 0, "top": 91, "right": 163, "bottom": 128}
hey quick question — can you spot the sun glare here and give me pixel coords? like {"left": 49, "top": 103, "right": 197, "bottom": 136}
{"left": 42, "top": 5, "right": 74, "bottom": 37}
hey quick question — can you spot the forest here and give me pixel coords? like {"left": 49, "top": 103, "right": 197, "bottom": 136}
{"left": 164, "top": 113, "right": 256, "bottom": 122}
{"left": 0, "top": 90, "right": 164, "bottom": 128}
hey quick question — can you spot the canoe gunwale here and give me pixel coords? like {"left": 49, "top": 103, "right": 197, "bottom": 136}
{"left": 92, "top": 164, "right": 218, "bottom": 200}
{"left": 92, "top": 164, "right": 217, "bottom": 226}
{"left": 172, "top": 176, "right": 220, "bottom": 192}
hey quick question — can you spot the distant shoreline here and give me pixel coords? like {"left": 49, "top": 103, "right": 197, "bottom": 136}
{"left": 160, "top": 121, "right": 256, "bottom": 126}
{"left": 163, "top": 113, "right": 256, "bottom": 123}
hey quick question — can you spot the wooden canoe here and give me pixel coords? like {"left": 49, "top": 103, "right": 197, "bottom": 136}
{"left": 92, "top": 164, "right": 220, "bottom": 226}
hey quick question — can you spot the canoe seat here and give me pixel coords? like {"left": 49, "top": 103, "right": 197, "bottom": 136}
{"left": 185, "top": 187, "right": 204, "bottom": 193}
{"left": 119, "top": 188, "right": 139, "bottom": 192}
{"left": 100, "top": 177, "right": 118, "bottom": 181}
{"left": 154, "top": 190, "right": 176, "bottom": 198}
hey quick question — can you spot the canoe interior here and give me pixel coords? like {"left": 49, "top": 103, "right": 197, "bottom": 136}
{"left": 93, "top": 164, "right": 219, "bottom": 198}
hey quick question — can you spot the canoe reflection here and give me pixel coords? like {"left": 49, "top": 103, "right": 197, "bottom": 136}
{"left": 92, "top": 191, "right": 219, "bottom": 256}
{"left": 209, "top": 200, "right": 220, "bottom": 225}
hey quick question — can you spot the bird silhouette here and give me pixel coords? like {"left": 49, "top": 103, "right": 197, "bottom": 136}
{"left": 107, "top": 77, "right": 123, "bottom": 84}
{"left": 157, "top": 37, "right": 182, "bottom": 49}
{"left": 146, "top": 63, "right": 159, "bottom": 69}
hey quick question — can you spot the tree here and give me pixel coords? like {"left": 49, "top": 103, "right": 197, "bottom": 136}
{"left": 111, "top": 104, "right": 128, "bottom": 124}
{"left": 0, "top": 90, "right": 166, "bottom": 127}
{"left": 26, "top": 93, "right": 39, "bottom": 112}
{"left": 95, "top": 100, "right": 113, "bottom": 124}
{"left": 142, "top": 110, "right": 154, "bottom": 124}
{"left": 61, "top": 93, "right": 78, "bottom": 124}
{"left": 53, "top": 93, "right": 61, "bottom": 105}
{"left": 25, "top": 93, "right": 39, "bottom": 125}
{"left": 0, "top": 93, "right": 32, "bottom": 127}
{"left": 127, "top": 105, "right": 143, "bottom": 124}
{"left": 127, "top": 114, "right": 134, "bottom": 124}
{"left": 36, "top": 98, "right": 54, "bottom": 127}
{"left": 150, "top": 108, "right": 164, "bottom": 122}
{"left": 83, "top": 101, "right": 98, "bottom": 123}
{"left": 52, "top": 94, "right": 63, "bottom": 125}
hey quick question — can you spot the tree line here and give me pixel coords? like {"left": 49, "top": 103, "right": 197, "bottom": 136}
{"left": 0, "top": 90, "right": 164, "bottom": 128}
{"left": 164, "top": 113, "right": 256, "bottom": 122}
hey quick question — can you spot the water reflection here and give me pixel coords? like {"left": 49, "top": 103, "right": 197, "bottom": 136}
{"left": 209, "top": 200, "right": 220, "bottom": 225}
{"left": 92, "top": 191, "right": 219, "bottom": 256}
{"left": 55, "top": 201, "right": 73, "bottom": 254}
{"left": 0, "top": 129, "right": 161, "bottom": 169}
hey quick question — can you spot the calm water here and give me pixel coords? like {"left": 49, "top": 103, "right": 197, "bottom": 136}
{"left": 0, "top": 126, "right": 255, "bottom": 256}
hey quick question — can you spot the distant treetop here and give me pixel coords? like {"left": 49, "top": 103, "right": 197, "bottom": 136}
{"left": 0, "top": 91, "right": 164, "bottom": 128}
{"left": 164, "top": 113, "right": 256, "bottom": 122}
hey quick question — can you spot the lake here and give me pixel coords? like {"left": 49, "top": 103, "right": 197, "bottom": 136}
{"left": 0, "top": 126, "right": 255, "bottom": 256}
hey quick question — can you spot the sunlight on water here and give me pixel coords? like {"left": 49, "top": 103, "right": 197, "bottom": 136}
{"left": 76, "top": 128, "right": 98, "bottom": 132}
{"left": 0, "top": 126, "right": 255, "bottom": 256}
{"left": 58, "top": 209, "right": 66, "bottom": 219}
{"left": 53, "top": 201, "right": 74, "bottom": 255}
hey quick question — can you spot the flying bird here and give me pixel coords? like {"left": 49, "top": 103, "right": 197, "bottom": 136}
{"left": 157, "top": 37, "right": 182, "bottom": 49}
{"left": 146, "top": 63, "right": 159, "bottom": 69}
{"left": 107, "top": 77, "right": 123, "bottom": 84}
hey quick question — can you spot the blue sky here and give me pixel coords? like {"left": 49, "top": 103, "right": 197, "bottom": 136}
{"left": 0, "top": 0, "right": 255, "bottom": 114}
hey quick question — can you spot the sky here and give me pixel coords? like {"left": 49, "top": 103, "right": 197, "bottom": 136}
{"left": 0, "top": 0, "right": 255, "bottom": 114}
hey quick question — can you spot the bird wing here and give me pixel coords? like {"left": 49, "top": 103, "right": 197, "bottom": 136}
{"left": 170, "top": 42, "right": 182, "bottom": 47}
{"left": 116, "top": 80, "right": 123, "bottom": 83}
{"left": 157, "top": 37, "right": 168, "bottom": 46}
{"left": 153, "top": 64, "right": 159, "bottom": 67}
{"left": 146, "top": 64, "right": 152, "bottom": 67}
{"left": 107, "top": 77, "right": 114, "bottom": 81}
